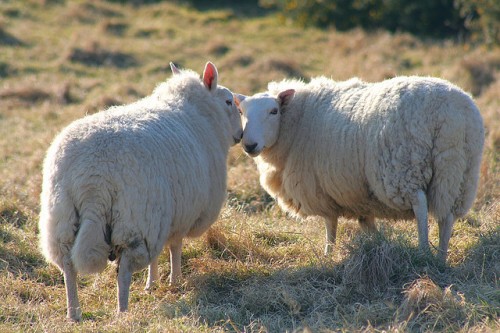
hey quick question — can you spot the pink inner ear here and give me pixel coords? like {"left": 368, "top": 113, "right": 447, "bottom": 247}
{"left": 203, "top": 62, "right": 217, "bottom": 90}
{"left": 278, "top": 89, "right": 295, "bottom": 107}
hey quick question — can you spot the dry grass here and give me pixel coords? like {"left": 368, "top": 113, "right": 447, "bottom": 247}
{"left": 0, "top": 1, "right": 499, "bottom": 332}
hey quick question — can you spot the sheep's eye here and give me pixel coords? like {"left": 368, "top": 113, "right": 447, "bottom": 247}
{"left": 270, "top": 108, "right": 278, "bottom": 115}
{"left": 225, "top": 100, "right": 232, "bottom": 106}
{"left": 237, "top": 107, "right": 243, "bottom": 115}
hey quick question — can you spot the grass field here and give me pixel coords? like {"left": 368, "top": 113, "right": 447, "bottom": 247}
{"left": 0, "top": 1, "right": 499, "bottom": 332}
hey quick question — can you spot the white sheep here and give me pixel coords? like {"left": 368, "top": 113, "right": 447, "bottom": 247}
{"left": 236, "top": 75, "right": 484, "bottom": 262}
{"left": 39, "top": 62, "right": 243, "bottom": 321}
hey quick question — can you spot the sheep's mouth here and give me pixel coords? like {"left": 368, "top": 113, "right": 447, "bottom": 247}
{"left": 244, "top": 149, "right": 262, "bottom": 158}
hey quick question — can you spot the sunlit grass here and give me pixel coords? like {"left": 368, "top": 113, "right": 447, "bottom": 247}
{"left": 0, "top": 0, "right": 498, "bottom": 332}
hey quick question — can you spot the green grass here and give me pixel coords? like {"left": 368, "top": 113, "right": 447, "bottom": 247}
{"left": 1, "top": 1, "right": 499, "bottom": 331}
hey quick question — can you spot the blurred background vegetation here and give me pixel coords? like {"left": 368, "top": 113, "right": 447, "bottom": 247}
{"left": 107, "top": 0, "right": 500, "bottom": 44}
{"left": 259, "top": 0, "right": 500, "bottom": 44}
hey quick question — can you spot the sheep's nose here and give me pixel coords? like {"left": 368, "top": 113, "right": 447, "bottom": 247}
{"left": 233, "top": 131, "right": 243, "bottom": 144}
{"left": 244, "top": 142, "right": 258, "bottom": 153}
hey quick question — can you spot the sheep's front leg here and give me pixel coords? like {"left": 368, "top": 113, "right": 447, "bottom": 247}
{"left": 358, "top": 215, "right": 377, "bottom": 233}
{"left": 169, "top": 239, "right": 182, "bottom": 285}
{"left": 437, "top": 213, "right": 454, "bottom": 263}
{"left": 324, "top": 216, "right": 338, "bottom": 255}
{"left": 117, "top": 256, "right": 133, "bottom": 313}
{"left": 145, "top": 256, "right": 159, "bottom": 290}
{"left": 412, "top": 190, "right": 430, "bottom": 253}
{"left": 62, "top": 255, "right": 82, "bottom": 322}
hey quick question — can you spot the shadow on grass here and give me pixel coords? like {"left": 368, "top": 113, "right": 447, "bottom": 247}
{"left": 0, "top": 27, "right": 25, "bottom": 47}
{"left": 0, "top": 208, "right": 49, "bottom": 283}
{"left": 0, "top": 235, "right": 47, "bottom": 281}
{"left": 67, "top": 46, "right": 138, "bottom": 68}
{"left": 184, "top": 229, "right": 499, "bottom": 331}
{"left": 104, "top": 0, "right": 271, "bottom": 17}
{"left": 186, "top": 0, "right": 271, "bottom": 18}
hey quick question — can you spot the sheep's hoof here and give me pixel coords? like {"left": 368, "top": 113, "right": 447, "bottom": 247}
{"left": 144, "top": 282, "right": 156, "bottom": 291}
{"left": 67, "top": 310, "right": 82, "bottom": 323}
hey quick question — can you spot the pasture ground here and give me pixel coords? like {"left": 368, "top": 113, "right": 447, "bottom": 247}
{"left": 0, "top": 1, "right": 498, "bottom": 332}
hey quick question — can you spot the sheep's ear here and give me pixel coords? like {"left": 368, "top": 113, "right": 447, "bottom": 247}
{"left": 277, "top": 89, "right": 295, "bottom": 110}
{"left": 203, "top": 62, "right": 218, "bottom": 92}
{"left": 233, "top": 93, "right": 246, "bottom": 107}
{"left": 170, "top": 62, "right": 181, "bottom": 75}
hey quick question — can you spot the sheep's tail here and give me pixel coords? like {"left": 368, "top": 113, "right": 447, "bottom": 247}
{"left": 453, "top": 101, "right": 485, "bottom": 218}
{"left": 39, "top": 189, "right": 79, "bottom": 272}
{"left": 71, "top": 213, "right": 111, "bottom": 275}
{"left": 39, "top": 186, "right": 111, "bottom": 275}
{"left": 428, "top": 96, "right": 484, "bottom": 220}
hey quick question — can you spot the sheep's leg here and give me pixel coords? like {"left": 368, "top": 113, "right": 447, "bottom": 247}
{"left": 358, "top": 215, "right": 377, "bottom": 233}
{"left": 169, "top": 239, "right": 182, "bottom": 285}
{"left": 62, "top": 255, "right": 82, "bottom": 322}
{"left": 117, "top": 255, "right": 133, "bottom": 313}
{"left": 412, "top": 190, "right": 430, "bottom": 253}
{"left": 324, "top": 217, "right": 338, "bottom": 255}
{"left": 145, "top": 256, "right": 159, "bottom": 290}
{"left": 437, "top": 213, "right": 454, "bottom": 263}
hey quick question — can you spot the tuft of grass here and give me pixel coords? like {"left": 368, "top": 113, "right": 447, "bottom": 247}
{"left": 398, "top": 277, "right": 467, "bottom": 332}
{"left": 0, "top": 25, "right": 24, "bottom": 46}
{"left": 0, "top": 87, "right": 52, "bottom": 104}
{"left": 460, "top": 54, "right": 500, "bottom": 96}
{"left": 66, "top": 41, "right": 138, "bottom": 68}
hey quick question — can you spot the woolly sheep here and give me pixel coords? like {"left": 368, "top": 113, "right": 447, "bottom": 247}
{"left": 39, "top": 62, "right": 243, "bottom": 321}
{"left": 236, "top": 75, "right": 484, "bottom": 262}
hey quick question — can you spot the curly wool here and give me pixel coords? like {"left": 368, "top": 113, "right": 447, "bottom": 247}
{"left": 258, "top": 76, "right": 484, "bottom": 226}
{"left": 39, "top": 69, "right": 233, "bottom": 275}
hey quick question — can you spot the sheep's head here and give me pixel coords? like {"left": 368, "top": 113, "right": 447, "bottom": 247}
{"left": 170, "top": 61, "right": 243, "bottom": 146}
{"left": 204, "top": 62, "right": 243, "bottom": 146}
{"left": 235, "top": 89, "right": 295, "bottom": 157}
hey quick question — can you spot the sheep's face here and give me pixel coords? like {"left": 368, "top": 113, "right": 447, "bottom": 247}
{"left": 237, "top": 89, "right": 295, "bottom": 157}
{"left": 215, "top": 85, "right": 243, "bottom": 146}
{"left": 236, "top": 94, "right": 280, "bottom": 157}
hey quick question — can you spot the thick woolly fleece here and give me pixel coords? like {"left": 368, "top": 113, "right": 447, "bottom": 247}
{"left": 250, "top": 76, "right": 483, "bottom": 240}
{"left": 39, "top": 66, "right": 239, "bottom": 289}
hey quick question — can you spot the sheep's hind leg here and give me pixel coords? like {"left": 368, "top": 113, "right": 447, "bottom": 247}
{"left": 145, "top": 256, "right": 159, "bottom": 290}
{"left": 412, "top": 190, "right": 430, "bottom": 253}
{"left": 63, "top": 255, "right": 82, "bottom": 322}
{"left": 358, "top": 215, "right": 377, "bottom": 233}
{"left": 169, "top": 239, "right": 182, "bottom": 285}
{"left": 437, "top": 213, "right": 454, "bottom": 263}
{"left": 324, "top": 217, "right": 338, "bottom": 255}
{"left": 117, "top": 255, "right": 133, "bottom": 313}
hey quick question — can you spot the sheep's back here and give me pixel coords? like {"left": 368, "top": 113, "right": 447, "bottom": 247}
{"left": 48, "top": 103, "right": 228, "bottom": 256}
{"left": 262, "top": 76, "right": 481, "bottom": 220}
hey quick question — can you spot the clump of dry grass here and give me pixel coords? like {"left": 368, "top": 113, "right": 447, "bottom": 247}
{"left": 398, "top": 277, "right": 467, "bottom": 331}
{"left": 252, "top": 57, "right": 304, "bottom": 78}
{"left": 85, "top": 95, "right": 123, "bottom": 114}
{"left": 222, "top": 53, "right": 254, "bottom": 68}
{"left": 0, "top": 24, "right": 24, "bottom": 46}
{"left": 336, "top": 229, "right": 434, "bottom": 296}
{"left": 205, "top": 40, "right": 231, "bottom": 56}
{"left": 66, "top": 41, "right": 138, "bottom": 68}
{"left": 63, "top": 1, "right": 120, "bottom": 24}
{"left": 459, "top": 53, "right": 500, "bottom": 96}
{"left": 477, "top": 80, "right": 500, "bottom": 151}
{"left": 99, "top": 19, "right": 129, "bottom": 36}
{"left": 0, "top": 86, "right": 52, "bottom": 104}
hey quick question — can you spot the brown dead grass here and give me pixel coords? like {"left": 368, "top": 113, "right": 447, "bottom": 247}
{"left": 66, "top": 41, "right": 138, "bottom": 68}
{"left": 0, "top": 1, "right": 498, "bottom": 332}
{"left": 398, "top": 277, "right": 467, "bottom": 331}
